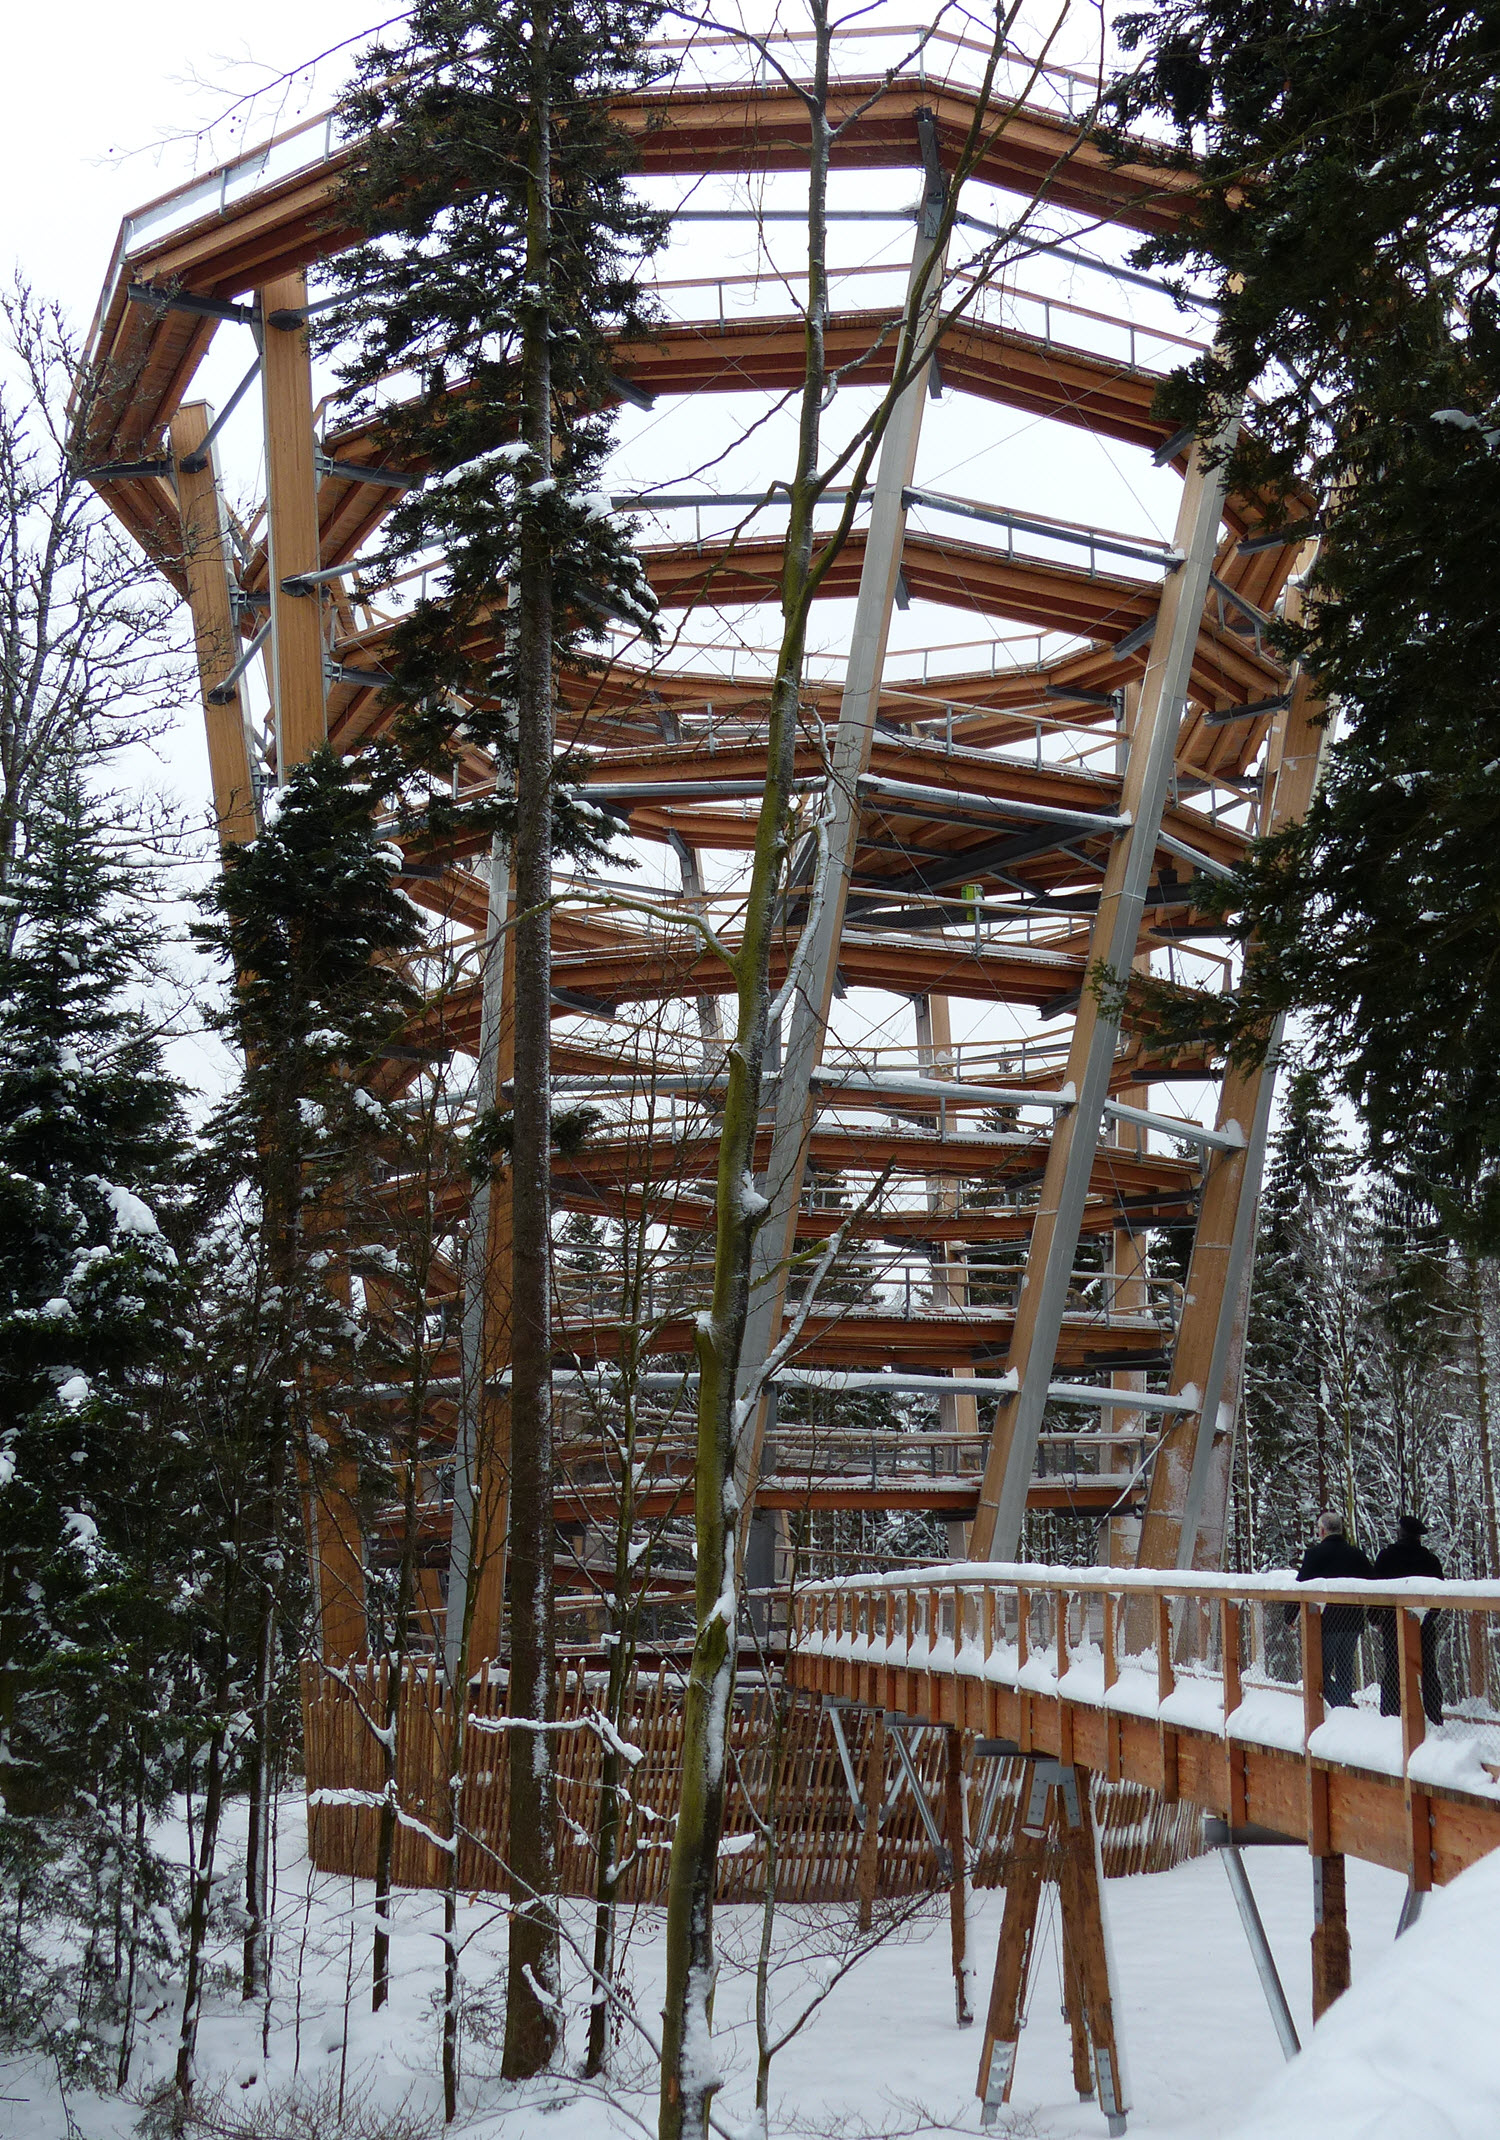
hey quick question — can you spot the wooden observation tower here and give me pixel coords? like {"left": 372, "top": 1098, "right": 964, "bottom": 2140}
{"left": 72, "top": 21, "right": 1323, "bottom": 1893}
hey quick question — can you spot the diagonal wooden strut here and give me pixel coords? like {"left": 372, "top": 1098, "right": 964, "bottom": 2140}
{"left": 1135, "top": 614, "right": 1329, "bottom": 1570}
{"left": 729, "top": 202, "right": 950, "bottom": 1519}
{"left": 170, "top": 402, "right": 259, "bottom": 848}
{"left": 977, "top": 1757, "right": 1128, "bottom": 2135}
{"left": 967, "top": 420, "right": 1240, "bottom": 1563}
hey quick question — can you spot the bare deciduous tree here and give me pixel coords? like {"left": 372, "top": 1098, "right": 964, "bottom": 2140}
{"left": 0, "top": 282, "right": 188, "bottom": 904}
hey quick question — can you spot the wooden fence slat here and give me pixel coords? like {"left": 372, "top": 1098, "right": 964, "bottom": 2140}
{"left": 301, "top": 1661, "right": 1204, "bottom": 1903}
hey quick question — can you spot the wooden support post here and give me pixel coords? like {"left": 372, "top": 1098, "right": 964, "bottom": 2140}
{"left": 1399, "top": 1606, "right": 1434, "bottom": 1893}
{"left": 1056, "top": 1766, "right": 1129, "bottom": 2134}
{"left": 259, "top": 270, "right": 326, "bottom": 770}
{"left": 856, "top": 1709, "right": 887, "bottom": 1932}
{"left": 1222, "top": 1600, "right": 1248, "bottom": 1827}
{"left": 970, "top": 423, "right": 1240, "bottom": 1561}
{"left": 1136, "top": 640, "right": 1329, "bottom": 1573}
{"left": 169, "top": 402, "right": 258, "bottom": 845}
{"left": 978, "top": 1760, "right": 1128, "bottom": 2132}
{"left": 976, "top": 1793, "right": 1048, "bottom": 2125}
{"left": 1060, "top": 1912, "right": 1095, "bottom": 2103}
{"left": 1310, "top": 1852, "right": 1350, "bottom": 2022}
{"left": 1156, "top": 1594, "right": 1179, "bottom": 1803}
{"left": 299, "top": 1448, "right": 369, "bottom": 1661}
{"left": 945, "top": 1727, "right": 973, "bottom": 2026}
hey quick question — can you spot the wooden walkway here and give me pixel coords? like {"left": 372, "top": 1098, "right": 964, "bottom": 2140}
{"left": 787, "top": 1564, "right": 1500, "bottom": 1889}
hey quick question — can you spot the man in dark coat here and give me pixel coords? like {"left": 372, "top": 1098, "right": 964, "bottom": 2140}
{"left": 1373, "top": 1514, "right": 1445, "bottom": 1726}
{"left": 1293, "top": 1510, "right": 1375, "bottom": 1708}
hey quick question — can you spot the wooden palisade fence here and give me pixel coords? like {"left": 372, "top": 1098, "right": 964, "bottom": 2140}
{"left": 302, "top": 1659, "right": 1203, "bottom": 1903}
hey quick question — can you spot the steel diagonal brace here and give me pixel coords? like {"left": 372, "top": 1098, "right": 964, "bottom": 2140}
{"left": 888, "top": 1723, "right": 953, "bottom": 1875}
{"left": 823, "top": 1700, "right": 866, "bottom": 1824}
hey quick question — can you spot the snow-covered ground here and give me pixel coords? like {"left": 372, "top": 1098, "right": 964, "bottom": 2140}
{"left": 7, "top": 1796, "right": 1488, "bottom": 2140}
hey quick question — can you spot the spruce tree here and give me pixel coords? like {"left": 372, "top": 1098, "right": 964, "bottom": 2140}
{"left": 1241, "top": 1069, "right": 1371, "bottom": 1563}
{"left": 1105, "top": 1, "right": 1500, "bottom": 1244}
{"left": 325, "top": 0, "right": 668, "bottom": 2084}
{"left": 0, "top": 773, "right": 195, "bottom": 2070}
{"left": 192, "top": 745, "right": 427, "bottom": 2022}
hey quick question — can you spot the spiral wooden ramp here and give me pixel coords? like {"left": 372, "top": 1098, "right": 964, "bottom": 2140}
{"left": 74, "top": 34, "right": 1317, "bottom": 1684}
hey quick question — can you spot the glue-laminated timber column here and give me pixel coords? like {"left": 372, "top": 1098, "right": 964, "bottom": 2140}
{"left": 176, "top": 391, "right": 363, "bottom": 1655}
{"left": 731, "top": 202, "right": 948, "bottom": 1507}
{"left": 258, "top": 275, "right": 348, "bottom": 1652}
{"left": 916, "top": 994, "right": 978, "bottom": 1550}
{"left": 965, "top": 425, "right": 1239, "bottom": 1564}
{"left": 259, "top": 270, "right": 326, "bottom": 770}
{"left": 1136, "top": 640, "right": 1328, "bottom": 1571}
{"left": 169, "top": 403, "right": 258, "bottom": 847}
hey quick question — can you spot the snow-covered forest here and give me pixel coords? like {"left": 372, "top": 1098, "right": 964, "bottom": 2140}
{"left": 4, "top": 0, "right": 1500, "bottom": 2137}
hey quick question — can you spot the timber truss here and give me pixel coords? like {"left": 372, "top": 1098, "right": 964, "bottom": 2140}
{"left": 75, "top": 28, "right": 1320, "bottom": 1662}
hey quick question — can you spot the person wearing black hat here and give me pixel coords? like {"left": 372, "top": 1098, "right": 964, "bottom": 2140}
{"left": 1373, "top": 1514, "right": 1445, "bottom": 1726}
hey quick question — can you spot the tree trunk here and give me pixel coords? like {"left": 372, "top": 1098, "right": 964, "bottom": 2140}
{"left": 658, "top": 51, "right": 833, "bottom": 2139}
{"left": 374, "top": 1365, "right": 428, "bottom": 2009}
{"left": 1469, "top": 1255, "right": 1500, "bottom": 1575}
{"left": 502, "top": 0, "right": 561, "bottom": 2076}
{"left": 177, "top": 1672, "right": 230, "bottom": 2093}
{"left": 585, "top": 1335, "right": 640, "bottom": 2077}
{"left": 651, "top": 15, "right": 1016, "bottom": 2123}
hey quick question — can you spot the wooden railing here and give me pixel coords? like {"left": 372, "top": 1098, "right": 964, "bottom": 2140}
{"left": 788, "top": 1564, "right": 1500, "bottom": 1886}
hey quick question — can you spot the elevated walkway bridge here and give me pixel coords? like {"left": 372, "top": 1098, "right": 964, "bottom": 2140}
{"left": 789, "top": 1562, "right": 1500, "bottom": 1882}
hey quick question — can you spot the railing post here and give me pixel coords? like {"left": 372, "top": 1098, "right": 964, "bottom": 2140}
{"left": 1155, "top": 1591, "right": 1179, "bottom": 1802}
{"left": 1221, "top": 1598, "right": 1247, "bottom": 1828}
{"left": 1300, "top": 1599, "right": 1330, "bottom": 1857}
{"left": 1399, "top": 1606, "right": 1434, "bottom": 1895}
{"left": 1056, "top": 1589, "right": 1073, "bottom": 1764}
{"left": 1014, "top": 1586, "right": 1032, "bottom": 1751}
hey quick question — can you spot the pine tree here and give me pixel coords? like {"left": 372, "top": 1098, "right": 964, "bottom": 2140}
{"left": 0, "top": 774, "right": 196, "bottom": 2072}
{"left": 324, "top": 0, "right": 667, "bottom": 828}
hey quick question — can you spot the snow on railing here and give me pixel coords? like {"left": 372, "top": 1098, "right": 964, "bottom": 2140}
{"left": 790, "top": 1563, "right": 1500, "bottom": 1806}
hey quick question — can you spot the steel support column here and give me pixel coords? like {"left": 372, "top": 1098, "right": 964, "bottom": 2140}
{"left": 968, "top": 419, "right": 1239, "bottom": 1562}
